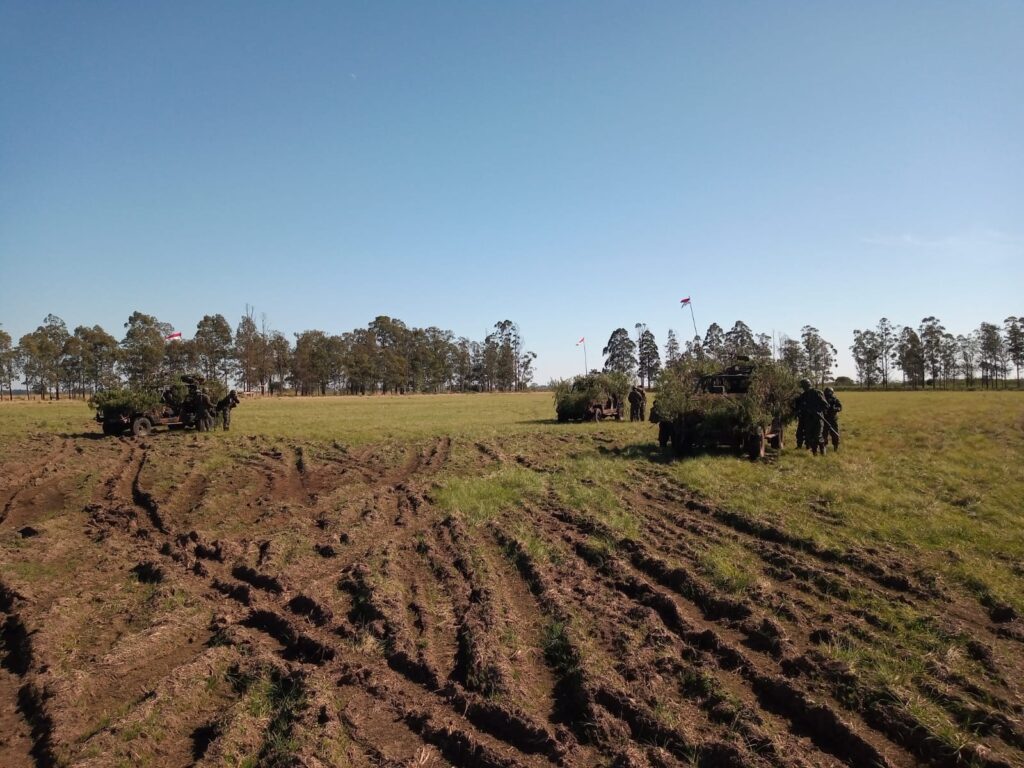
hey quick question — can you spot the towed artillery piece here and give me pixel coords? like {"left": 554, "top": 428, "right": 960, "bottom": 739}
{"left": 650, "top": 358, "right": 795, "bottom": 460}
{"left": 92, "top": 375, "right": 223, "bottom": 437}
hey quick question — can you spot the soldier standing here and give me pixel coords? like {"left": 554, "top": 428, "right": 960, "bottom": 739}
{"left": 794, "top": 379, "right": 829, "bottom": 455}
{"left": 627, "top": 386, "right": 642, "bottom": 422}
{"left": 823, "top": 387, "right": 842, "bottom": 451}
{"left": 217, "top": 390, "right": 241, "bottom": 431}
{"left": 638, "top": 385, "right": 647, "bottom": 422}
{"left": 793, "top": 393, "right": 806, "bottom": 449}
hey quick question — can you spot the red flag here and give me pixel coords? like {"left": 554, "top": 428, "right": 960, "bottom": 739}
{"left": 165, "top": 331, "right": 182, "bottom": 341}
{"left": 680, "top": 297, "right": 691, "bottom": 306}
{"left": 576, "top": 336, "right": 585, "bottom": 345}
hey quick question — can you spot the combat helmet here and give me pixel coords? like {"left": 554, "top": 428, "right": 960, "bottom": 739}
{"left": 799, "top": 378, "right": 811, "bottom": 390}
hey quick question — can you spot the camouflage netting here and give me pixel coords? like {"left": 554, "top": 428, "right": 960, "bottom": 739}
{"left": 89, "top": 387, "right": 162, "bottom": 416}
{"left": 652, "top": 359, "right": 799, "bottom": 433}
{"left": 553, "top": 371, "right": 630, "bottom": 422}
{"left": 90, "top": 375, "right": 227, "bottom": 417}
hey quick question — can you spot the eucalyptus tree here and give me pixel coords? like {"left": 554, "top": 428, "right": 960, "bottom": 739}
{"left": 637, "top": 328, "right": 661, "bottom": 387}
{"left": 800, "top": 326, "right": 836, "bottom": 386}
{"left": 602, "top": 328, "right": 637, "bottom": 377}
{"left": 664, "top": 329, "right": 681, "bottom": 365}
{"left": 121, "top": 311, "right": 172, "bottom": 387}
{"left": 195, "top": 314, "right": 234, "bottom": 385}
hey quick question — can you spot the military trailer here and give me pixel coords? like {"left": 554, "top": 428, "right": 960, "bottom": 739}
{"left": 554, "top": 372, "right": 629, "bottom": 422}
{"left": 651, "top": 359, "right": 794, "bottom": 459}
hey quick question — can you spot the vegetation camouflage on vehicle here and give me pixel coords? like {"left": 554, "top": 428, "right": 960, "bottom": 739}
{"left": 89, "top": 387, "right": 163, "bottom": 417}
{"left": 652, "top": 358, "right": 798, "bottom": 455}
{"left": 553, "top": 371, "right": 630, "bottom": 422}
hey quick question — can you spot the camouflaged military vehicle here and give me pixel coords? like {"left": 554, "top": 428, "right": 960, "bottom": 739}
{"left": 650, "top": 358, "right": 795, "bottom": 459}
{"left": 554, "top": 372, "right": 629, "bottom": 422}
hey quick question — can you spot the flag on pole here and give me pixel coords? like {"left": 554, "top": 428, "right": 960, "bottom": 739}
{"left": 680, "top": 297, "right": 691, "bottom": 306}
{"left": 576, "top": 337, "right": 585, "bottom": 345}
{"left": 165, "top": 331, "right": 182, "bottom": 341}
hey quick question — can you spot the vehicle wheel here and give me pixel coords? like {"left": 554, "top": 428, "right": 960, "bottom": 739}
{"left": 131, "top": 416, "right": 153, "bottom": 437}
{"left": 593, "top": 407, "right": 603, "bottom": 422}
{"left": 747, "top": 429, "right": 766, "bottom": 460}
{"left": 101, "top": 421, "right": 119, "bottom": 436}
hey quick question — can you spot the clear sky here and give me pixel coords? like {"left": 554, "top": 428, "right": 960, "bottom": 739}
{"left": 2, "top": 1, "right": 1021, "bottom": 382}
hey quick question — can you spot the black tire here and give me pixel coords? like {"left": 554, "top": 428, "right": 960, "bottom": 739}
{"left": 131, "top": 416, "right": 153, "bottom": 437}
{"left": 593, "top": 407, "right": 604, "bottom": 422}
{"left": 101, "top": 421, "right": 120, "bottom": 436}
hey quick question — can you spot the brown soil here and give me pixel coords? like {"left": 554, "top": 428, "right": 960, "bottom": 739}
{"left": 0, "top": 431, "right": 1022, "bottom": 767}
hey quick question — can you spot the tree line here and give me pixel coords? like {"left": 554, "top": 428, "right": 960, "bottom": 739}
{"left": 599, "top": 321, "right": 838, "bottom": 387}
{"left": 0, "top": 310, "right": 537, "bottom": 399}
{"left": 850, "top": 316, "right": 1023, "bottom": 389}
{"left": 599, "top": 315, "right": 1023, "bottom": 389}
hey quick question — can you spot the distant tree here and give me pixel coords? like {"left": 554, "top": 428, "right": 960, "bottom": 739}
{"left": 268, "top": 332, "right": 292, "bottom": 393}
{"left": 753, "top": 333, "right": 773, "bottom": 362}
{"left": 74, "top": 325, "right": 120, "bottom": 394}
{"left": 778, "top": 335, "right": 806, "bottom": 377}
{"left": 684, "top": 335, "right": 703, "bottom": 360}
{"left": 918, "top": 317, "right": 946, "bottom": 388}
{"left": 452, "top": 337, "right": 473, "bottom": 392}
{"left": 292, "top": 330, "right": 334, "bottom": 395}
{"left": 664, "top": 329, "right": 681, "bottom": 365}
{"left": 602, "top": 328, "right": 637, "bottom": 377}
{"left": 637, "top": 328, "right": 661, "bottom": 387}
{"left": 1005, "top": 316, "right": 1023, "bottom": 387}
{"left": 938, "top": 332, "right": 959, "bottom": 388}
{"left": 0, "top": 329, "right": 15, "bottom": 400}
{"left": 977, "top": 322, "right": 1007, "bottom": 389}
{"left": 195, "top": 314, "right": 234, "bottom": 385}
{"left": 800, "top": 326, "right": 836, "bottom": 387}
{"left": 850, "top": 329, "right": 882, "bottom": 388}
{"left": 164, "top": 338, "right": 199, "bottom": 379}
{"left": 121, "top": 311, "right": 171, "bottom": 387}
{"left": 893, "top": 326, "right": 925, "bottom": 388}
{"left": 234, "top": 307, "right": 261, "bottom": 392}
{"left": 876, "top": 318, "right": 896, "bottom": 389}
{"left": 702, "top": 323, "right": 725, "bottom": 362}
{"left": 19, "top": 315, "right": 70, "bottom": 398}
{"left": 723, "top": 321, "right": 756, "bottom": 359}
{"left": 957, "top": 333, "right": 980, "bottom": 387}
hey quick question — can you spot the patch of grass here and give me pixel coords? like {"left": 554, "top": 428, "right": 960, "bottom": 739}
{"left": 434, "top": 465, "right": 545, "bottom": 524}
{"left": 541, "top": 619, "right": 580, "bottom": 675}
{"left": 695, "top": 540, "right": 759, "bottom": 594}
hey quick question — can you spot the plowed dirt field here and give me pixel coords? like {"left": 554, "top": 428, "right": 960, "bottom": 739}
{"left": 1, "top": 397, "right": 1023, "bottom": 767}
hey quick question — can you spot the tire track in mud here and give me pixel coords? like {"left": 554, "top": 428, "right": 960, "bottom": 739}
{"left": 86, "top": 435, "right": 583, "bottom": 766}
{"left": 5, "top": 431, "right": 1022, "bottom": 767}
{"left": 529, "top": 480, "right": 1023, "bottom": 767}
{"left": 0, "top": 582, "right": 57, "bottom": 768}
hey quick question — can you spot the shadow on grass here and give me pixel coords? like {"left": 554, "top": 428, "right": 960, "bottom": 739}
{"left": 597, "top": 442, "right": 675, "bottom": 464}
{"left": 58, "top": 432, "right": 109, "bottom": 440}
{"left": 598, "top": 442, "right": 780, "bottom": 465}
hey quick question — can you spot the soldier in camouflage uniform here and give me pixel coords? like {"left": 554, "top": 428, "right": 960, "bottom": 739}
{"left": 628, "top": 386, "right": 643, "bottom": 422}
{"left": 794, "top": 378, "right": 829, "bottom": 455}
{"left": 217, "top": 390, "right": 241, "bottom": 431}
{"left": 823, "top": 386, "right": 842, "bottom": 451}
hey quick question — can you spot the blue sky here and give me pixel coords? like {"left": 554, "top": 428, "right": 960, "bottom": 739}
{"left": 1, "top": 1, "right": 1021, "bottom": 381}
